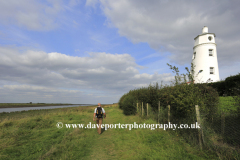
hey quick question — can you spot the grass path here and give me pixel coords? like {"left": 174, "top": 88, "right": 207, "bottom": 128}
{"left": 80, "top": 105, "right": 216, "bottom": 160}
{"left": 0, "top": 105, "right": 218, "bottom": 160}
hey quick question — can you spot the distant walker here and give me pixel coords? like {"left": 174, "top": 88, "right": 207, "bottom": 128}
{"left": 93, "top": 103, "right": 106, "bottom": 135}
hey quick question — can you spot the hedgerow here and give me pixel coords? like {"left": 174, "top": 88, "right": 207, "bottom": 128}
{"left": 118, "top": 63, "right": 219, "bottom": 121}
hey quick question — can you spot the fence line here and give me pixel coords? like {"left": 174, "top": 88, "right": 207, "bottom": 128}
{"left": 158, "top": 101, "right": 160, "bottom": 124}
{"left": 136, "top": 101, "right": 239, "bottom": 152}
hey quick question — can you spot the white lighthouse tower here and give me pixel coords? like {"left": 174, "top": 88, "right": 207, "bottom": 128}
{"left": 191, "top": 26, "right": 220, "bottom": 83}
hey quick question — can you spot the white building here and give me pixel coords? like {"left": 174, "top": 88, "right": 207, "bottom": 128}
{"left": 191, "top": 26, "right": 220, "bottom": 83}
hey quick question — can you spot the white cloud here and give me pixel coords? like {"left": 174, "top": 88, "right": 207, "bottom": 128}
{"left": 0, "top": 0, "right": 64, "bottom": 31}
{"left": 69, "top": 0, "right": 81, "bottom": 7}
{"left": 99, "top": 0, "right": 240, "bottom": 67}
{"left": 85, "top": 0, "right": 99, "bottom": 7}
{"left": 0, "top": 46, "right": 173, "bottom": 103}
{"left": 0, "top": 84, "right": 85, "bottom": 103}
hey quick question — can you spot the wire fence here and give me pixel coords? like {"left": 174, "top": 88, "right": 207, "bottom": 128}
{"left": 201, "top": 104, "right": 240, "bottom": 147}
{"left": 136, "top": 101, "right": 240, "bottom": 159}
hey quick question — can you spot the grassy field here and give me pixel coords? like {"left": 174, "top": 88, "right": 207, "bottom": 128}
{"left": 218, "top": 96, "right": 239, "bottom": 114}
{"left": 0, "top": 104, "right": 219, "bottom": 160}
{"left": 0, "top": 103, "right": 76, "bottom": 108}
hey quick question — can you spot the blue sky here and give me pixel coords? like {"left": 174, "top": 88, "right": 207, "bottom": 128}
{"left": 0, "top": 0, "right": 239, "bottom": 104}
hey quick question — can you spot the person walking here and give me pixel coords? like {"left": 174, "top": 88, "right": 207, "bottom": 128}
{"left": 93, "top": 103, "right": 106, "bottom": 134}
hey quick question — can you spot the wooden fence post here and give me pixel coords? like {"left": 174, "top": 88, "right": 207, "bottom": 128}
{"left": 168, "top": 105, "right": 170, "bottom": 123}
{"left": 147, "top": 103, "right": 148, "bottom": 116}
{"left": 137, "top": 103, "right": 138, "bottom": 112}
{"left": 158, "top": 101, "right": 160, "bottom": 124}
{"left": 142, "top": 102, "right": 143, "bottom": 116}
{"left": 221, "top": 112, "right": 225, "bottom": 140}
{"left": 195, "top": 105, "right": 202, "bottom": 150}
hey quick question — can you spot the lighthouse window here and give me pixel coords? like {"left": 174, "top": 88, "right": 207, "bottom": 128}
{"left": 210, "top": 67, "right": 214, "bottom": 74}
{"left": 208, "top": 36, "right": 212, "bottom": 41}
{"left": 209, "top": 49, "right": 213, "bottom": 56}
{"left": 193, "top": 52, "right": 196, "bottom": 59}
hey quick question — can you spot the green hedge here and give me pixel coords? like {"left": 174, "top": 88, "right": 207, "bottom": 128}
{"left": 206, "top": 73, "right": 240, "bottom": 96}
{"left": 158, "top": 83, "right": 219, "bottom": 121}
{"left": 207, "top": 80, "right": 226, "bottom": 96}
{"left": 225, "top": 73, "right": 240, "bottom": 96}
{"left": 119, "top": 82, "right": 219, "bottom": 122}
{"left": 122, "top": 95, "right": 137, "bottom": 115}
{"left": 118, "top": 66, "right": 240, "bottom": 117}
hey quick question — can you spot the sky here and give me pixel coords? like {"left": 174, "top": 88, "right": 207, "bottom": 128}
{"left": 0, "top": 0, "right": 240, "bottom": 104}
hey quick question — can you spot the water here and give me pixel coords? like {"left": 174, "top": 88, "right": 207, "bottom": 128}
{"left": 0, "top": 104, "right": 96, "bottom": 113}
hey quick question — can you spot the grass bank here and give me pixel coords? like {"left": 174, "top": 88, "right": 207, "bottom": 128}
{"left": 0, "top": 104, "right": 219, "bottom": 159}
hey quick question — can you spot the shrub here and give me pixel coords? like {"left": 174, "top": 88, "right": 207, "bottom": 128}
{"left": 158, "top": 83, "right": 219, "bottom": 122}
{"left": 207, "top": 80, "right": 226, "bottom": 96}
{"left": 118, "top": 93, "right": 127, "bottom": 109}
{"left": 122, "top": 95, "right": 137, "bottom": 115}
{"left": 232, "top": 81, "right": 240, "bottom": 116}
{"left": 208, "top": 73, "right": 240, "bottom": 96}
{"left": 225, "top": 73, "right": 240, "bottom": 96}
